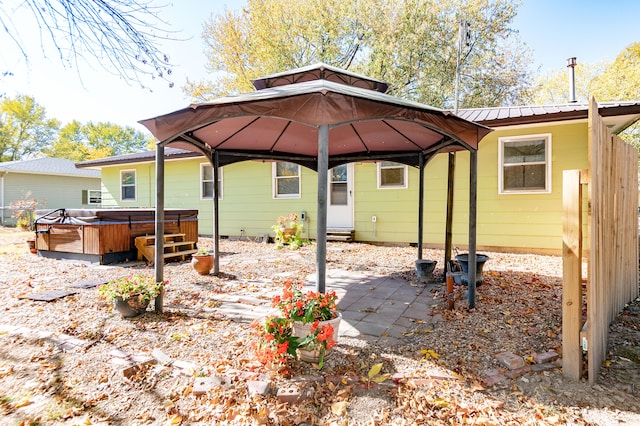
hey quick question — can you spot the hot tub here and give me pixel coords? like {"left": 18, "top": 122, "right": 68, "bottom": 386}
{"left": 34, "top": 208, "right": 198, "bottom": 264}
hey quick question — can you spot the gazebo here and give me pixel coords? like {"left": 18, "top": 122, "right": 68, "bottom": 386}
{"left": 139, "top": 63, "right": 492, "bottom": 309}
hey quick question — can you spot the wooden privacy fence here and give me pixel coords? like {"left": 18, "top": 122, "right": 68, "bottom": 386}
{"left": 562, "top": 98, "right": 639, "bottom": 383}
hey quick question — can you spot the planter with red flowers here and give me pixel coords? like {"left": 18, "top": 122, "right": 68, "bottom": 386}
{"left": 251, "top": 280, "right": 340, "bottom": 369}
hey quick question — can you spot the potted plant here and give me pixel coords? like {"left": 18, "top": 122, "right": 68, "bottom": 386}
{"left": 98, "top": 273, "right": 164, "bottom": 318}
{"left": 191, "top": 247, "right": 214, "bottom": 275}
{"left": 251, "top": 280, "right": 340, "bottom": 369}
{"left": 271, "top": 213, "right": 305, "bottom": 249}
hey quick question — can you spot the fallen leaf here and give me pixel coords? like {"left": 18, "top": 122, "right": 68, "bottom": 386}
{"left": 368, "top": 363, "right": 383, "bottom": 379}
{"left": 331, "top": 401, "right": 348, "bottom": 416}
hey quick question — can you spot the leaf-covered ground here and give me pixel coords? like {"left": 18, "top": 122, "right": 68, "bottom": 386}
{"left": 0, "top": 227, "right": 638, "bottom": 425}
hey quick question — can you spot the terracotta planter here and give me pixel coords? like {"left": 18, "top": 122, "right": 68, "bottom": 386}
{"left": 26, "top": 238, "right": 37, "bottom": 254}
{"left": 114, "top": 295, "right": 150, "bottom": 318}
{"left": 282, "top": 227, "right": 296, "bottom": 243}
{"left": 292, "top": 312, "right": 341, "bottom": 363}
{"left": 191, "top": 254, "right": 214, "bottom": 275}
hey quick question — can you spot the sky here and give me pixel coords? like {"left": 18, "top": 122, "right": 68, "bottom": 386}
{"left": 1, "top": 0, "right": 639, "bottom": 135}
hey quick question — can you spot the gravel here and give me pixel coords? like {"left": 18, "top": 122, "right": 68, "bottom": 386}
{"left": 0, "top": 227, "right": 638, "bottom": 425}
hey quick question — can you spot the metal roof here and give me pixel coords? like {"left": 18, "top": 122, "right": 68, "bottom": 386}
{"left": 458, "top": 101, "right": 640, "bottom": 133}
{"left": 0, "top": 157, "right": 101, "bottom": 177}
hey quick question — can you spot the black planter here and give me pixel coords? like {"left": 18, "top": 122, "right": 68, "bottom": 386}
{"left": 114, "top": 295, "right": 150, "bottom": 318}
{"left": 415, "top": 259, "right": 437, "bottom": 282}
{"left": 455, "top": 254, "right": 489, "bottom": 286}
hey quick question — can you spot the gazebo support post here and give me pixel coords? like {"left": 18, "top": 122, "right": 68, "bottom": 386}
{"left": 316, "top": 124, "right": 329, "bottom": 293}
{"left": 445, "top": 152, "right": 456, "bottom": 271}
{"left": 212, "top": 151, "right": 220, "bottom": 275}
{"left": 467, "top": 149, "right": 478, "bottom": 308}
{"left": 154, "top": 144, "right": 165, "bottom": 312}
{"left": 417, "top": 152, "right": 425, "bottom": 260}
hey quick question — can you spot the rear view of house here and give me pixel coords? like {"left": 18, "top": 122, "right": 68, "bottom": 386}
{"left": 77, "top": 100, "right": 640, "bottom": 255}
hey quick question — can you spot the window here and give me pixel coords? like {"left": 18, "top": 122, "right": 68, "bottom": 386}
{"left": 82, "top": 189, "right": 102, "bottom": 205}
{"left": 201, "top": 163, "right": 223, "bottom": 199}
{"left": 377, "top": 161, "right": 407, "bottom": 189}
{"left": 330, "top": 164, "right": 348, "bottom": 205}
{"left": 273, "top": 162, "right": 300, "bottom": 198}
{"left": 120, "top": 170, "right": 136, "bottom": 201}
{"left": 499, "top": 134, "right": 551, "bottom": 193}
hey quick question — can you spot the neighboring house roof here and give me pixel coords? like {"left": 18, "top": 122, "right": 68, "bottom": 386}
{"left": 76, "top": 147, "right": 202, "bottom": 169}
{"left": 76, "top": 101, "right": 640, "bottom": 169}
{"left": 0, "top": 157, "right": 101, "bottom": 178}
{"left": 458, "top": 101, "right": 640, "bottom": 133}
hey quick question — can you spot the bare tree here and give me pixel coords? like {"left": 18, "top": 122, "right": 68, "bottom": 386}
{"left": 0, "top": 0, "right": 175, "bottom": 88}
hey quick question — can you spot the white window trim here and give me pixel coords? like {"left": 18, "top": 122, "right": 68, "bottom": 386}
{"left": 498, "top": 133, "right": 552, "bottom": 194}
{"left": 120, "top": 169, "right": 136, "bottom": 202}
{"left": 200, "top": 163, "right": 223, "bottom": 200}
{"left": 87, "top": 189, "right": 102, "bottom": 205}
{"left": 272, "top": 162, "right": 301, "bottom": 199}
{"left": 376, "top": 161, "right": 408, "bottom": 189}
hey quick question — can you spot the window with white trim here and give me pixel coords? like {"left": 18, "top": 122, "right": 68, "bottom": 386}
{"left": 201, "top": 163, "right": 223, "bottom": 199}
{"left": 87, "top": 190, "right": 101, "bottom": 205}
{"left": 377, "top": 161, "right": 408, "bottom": 189}
{"left": 499, "top": 134, "right": 551, "bottom": 193}
{"left": 120, "top": 170, "right": 136, "bottom": 201}
{"left": 273, "top": 162, "right": 300, "bottom": 198}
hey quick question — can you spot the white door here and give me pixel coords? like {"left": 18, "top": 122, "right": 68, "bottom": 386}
{"left": 327, "top": 163, "right": 353, "bottom": 229}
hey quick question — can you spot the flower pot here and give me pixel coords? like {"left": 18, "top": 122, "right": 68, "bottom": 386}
{"left": 26, "top": 238, "right": 37, "bottom": 254}
{"left": 114, "top": 295, "right": 150, "bottom": 318}
{"left": 455, "top": 253, "right": 489, "bottom": 286}
{"left": 415, "top": 259, "right": 437, "bottom": 282}
{"left": 282, "top": 227, "right": 296, "bottom": 243}
{"left": 292, "top": 312, "right": 341, "bottom": 363}
{"left": 191, "top": 254, "right": 214, "bottom": 275}
{"left": 297, "top": 346, "right": 328, "bottom": 363}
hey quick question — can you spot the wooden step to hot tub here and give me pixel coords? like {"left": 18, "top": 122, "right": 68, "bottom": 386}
{"left": 135, "top": 234, "right": 197, "bottom": 264}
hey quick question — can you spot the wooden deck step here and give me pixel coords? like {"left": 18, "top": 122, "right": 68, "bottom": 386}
{"left": 163, "top": 248, "right": 198, "bottom": 259}
{"left": 135, "top": 234, "right": 197, "bottom": 264}
{"left": 326, "top": 229, "right": 355, "bottom": 242}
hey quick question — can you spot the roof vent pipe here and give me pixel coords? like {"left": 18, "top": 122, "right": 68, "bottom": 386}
{"left": 567, "top": 57, "right": 577, "bottom": 103}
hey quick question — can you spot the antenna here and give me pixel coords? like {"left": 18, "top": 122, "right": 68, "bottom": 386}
{"left": 454, "top": 20, "right": 470, "bottom": 114}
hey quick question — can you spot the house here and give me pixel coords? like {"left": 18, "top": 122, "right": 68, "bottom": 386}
{"left": 76, "top": 101, "right": 640, "bottom": 255}
{"left": 0, "top": 157, "right": 102, "bottom": 226}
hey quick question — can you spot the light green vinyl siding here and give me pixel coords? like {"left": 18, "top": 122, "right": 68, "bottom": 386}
{"left": 99, "top": 121, "right": 590, "bottom": 252}
{"left": 100, "top": 160, "right": 319, "bottom": 238}
{"left": 351, "top": 122, "right": 588, "bottom": 252}
{"left": 445, "top": 122, "right": 588, "bottom": 251}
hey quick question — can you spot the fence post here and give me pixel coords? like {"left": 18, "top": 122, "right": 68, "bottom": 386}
{"left": 562, "top": 169, "right": 583, "bottom": 380}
